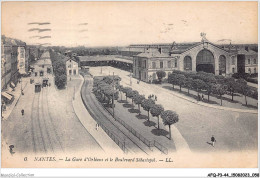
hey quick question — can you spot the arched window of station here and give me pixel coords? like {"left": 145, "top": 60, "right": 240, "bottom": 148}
{"left": 196, "top": 49, "right": 215, "bottom": 74}
{"left": 183, "top": 56, "right": 192, "bottom": 71}
{"left": 219, "top": 55, "right": 226, "bottom": 75}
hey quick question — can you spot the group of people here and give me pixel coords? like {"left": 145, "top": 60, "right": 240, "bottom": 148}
{"left": 148, "top": 94, "right": 157, "bottom": 101}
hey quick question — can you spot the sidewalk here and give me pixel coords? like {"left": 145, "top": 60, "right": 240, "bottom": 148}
{"left": 71, "top": 75, "right": 123, "bottom": 154}
{"left": 156, "top": 83, "right": 257, "bottom": 114}
{"left": 2, "top": 78, "right": 29, "bottom": 121}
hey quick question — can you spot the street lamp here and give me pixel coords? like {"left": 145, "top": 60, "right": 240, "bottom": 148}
{"left": 4, "top": 62, "right": 6, "bottom": 89}
{"left": 73, "top": 86, "right": 75, "bottom": 100}
{"left": 130, "top": 71, "right": 132, "bottom": 86}
{"left": 21, "top": 77, "right": 24, "bottom": 95}
{"left": 112, "top": 72, "right": 115, "bottom": 119}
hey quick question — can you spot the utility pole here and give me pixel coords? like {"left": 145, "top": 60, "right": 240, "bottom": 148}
{"left": 73, "top": 86, "right": 75, "bottom": 100}
{"left": 21, "top": 77, "right": 23, "bottom": 95}
{"left": 4, "top": 62, "right": 6, "bottom": 89}
{"left": 124, "top": 138, "right": 126, "bottom": 151}
{"left": 130, "top": 70, "right": 132, "bottom": 86}
{"left": 112, "top": 72, "right": 115, "bottom": 119}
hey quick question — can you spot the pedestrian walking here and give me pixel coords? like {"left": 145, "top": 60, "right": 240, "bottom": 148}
{"left": 211, "top": 135, "right": 216, "bottom": 147}
{"left": 155, "top": 95, "right": 157, "bottom": 101}
{"left": 21, "top": 109, "right": 24, "bottom": 116}
{"left": 198, "top": 94, "right": 201, "bottom": 101}
{"left": 202, "top": 94, "right": 204, "bottom": 101}
{"left": 9, "top": 145, "right": 15, "bottom": 155}
{"left": 96, "top": 123, "right": 99, "bottom": 131}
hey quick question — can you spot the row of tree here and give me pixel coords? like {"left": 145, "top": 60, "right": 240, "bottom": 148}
{"left": 165, "top": 70, "right": 258, "bottom": 106}
{"left": 49, "top": 50, "right": 67, "bottom": 89}
{"left": 93, "top": 76, "right": 121, "bottom": 107}
{"left": 114, "top": 84, "right": 179, "bottom": 140}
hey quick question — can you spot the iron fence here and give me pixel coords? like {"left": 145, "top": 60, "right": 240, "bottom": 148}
{"left": 154, "top": 140, "right": 168, "bottom": 155}
{"left": 80, "top": 80, "right": 128, "bottom": 154}
{"left": 103, "top": 106, "right": 154, "bottom": 148}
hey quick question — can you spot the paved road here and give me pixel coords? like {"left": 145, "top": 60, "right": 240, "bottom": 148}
{"left": 2, "top": 51, "right": 103, "bottom": 155}
{"left": 81, "top": 75, "right": 160, "bottom": 154}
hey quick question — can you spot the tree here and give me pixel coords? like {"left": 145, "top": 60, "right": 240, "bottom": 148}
{"left": 133, "top": 94, "right": 145, "bottom": 115}
{"left": 55, "top": 74, "right": 67, "bottom": 89}
{"left": 176, "top": 74, "right": 186, "bottom": 92}
{"left": 141, "top": 99, "right": 155, "bottom": 122}
{"left": 127, "top": 89, "right": 138, "bottom": 106}
{"left": 103, "top": 76, "right": 113, "bottom": 85}
{"left": 215, "top": 75, "right": 225, "bottom": 84}
{"left": 123, "top": 87, "right": 132, "bottom": 102}
{"left": 192, "top": 79, "right": 206, "bottom": 100}
{"left": 104, "top": 88, "right": 119, "bottom": 107}
{"left": 168, "top": 73, "right": 178, "bottom": 89}
{"left": 130, "top": 90, "right": 139, "bottom": 106}
{"left": 150, "top": 104, "right": 164, "bottom": 130}
{"left": 161, "top": 110, "right": 179, "bottom": 140}
{"left": 184, "top": 77, "right": 193, "bottom": 94}
{"left": 213, "top": 84, "right": 227, "bottom": 106}
{"left": 225, "top": 77, "right": 237, "bottom": 101}
{"left": 156, "top": 70, "right": 166, "bottom": 83}
{"left": 236, "top": 78, "right": 250, "bottom": 105}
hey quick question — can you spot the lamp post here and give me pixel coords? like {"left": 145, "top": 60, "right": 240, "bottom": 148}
{"left": 130, "top": 71, "right": 132, "bottom": 86}
{"left": 4, "top": 62, "right": 6, "bottom": 89}
{"left": 124, "top": 138, "right": 126, "bottom": 151}
{"left": 21, "top": 77, "right": 23, "bottom": 95}
{"left": 73, "top": 86, "right": 75, "bottom": 100}
{"left": 112, "top": 72, "right": 115, "bottom": 119}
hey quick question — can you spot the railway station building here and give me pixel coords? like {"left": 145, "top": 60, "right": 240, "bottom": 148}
{"left": 132, "top": 37, "right": 258, "bottom": 82}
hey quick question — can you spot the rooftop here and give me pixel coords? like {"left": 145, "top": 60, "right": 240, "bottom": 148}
{"left": 79, "top": 55, "right": 133, "bottom": 64}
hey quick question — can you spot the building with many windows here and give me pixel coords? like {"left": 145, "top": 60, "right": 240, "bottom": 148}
{"left": 133, "top": 50, "right": 175, "bottom": 82}
{"left": 132, "top": 35, "right": 258, "bottom": 82}
{"left": 1, "top": 36, "right": 27, "bottom": 106}
{"left": 237, "top": 49, "right": 258, "bottom": 74}
{"left": 1, "top": 36, "right": 23, "bottom": 90}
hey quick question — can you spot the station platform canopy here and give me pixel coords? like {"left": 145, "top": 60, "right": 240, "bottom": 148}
{"left": 79, "top": 55, "right": 133, "bottom": 64}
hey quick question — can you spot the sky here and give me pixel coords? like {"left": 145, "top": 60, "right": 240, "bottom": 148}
{"left": 2, "top": 1, "right": 258, "bottom": 47}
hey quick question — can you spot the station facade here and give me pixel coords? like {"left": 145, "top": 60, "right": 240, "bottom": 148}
{"left": 132, "top": 38, "right": 257, "bottom": 82}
